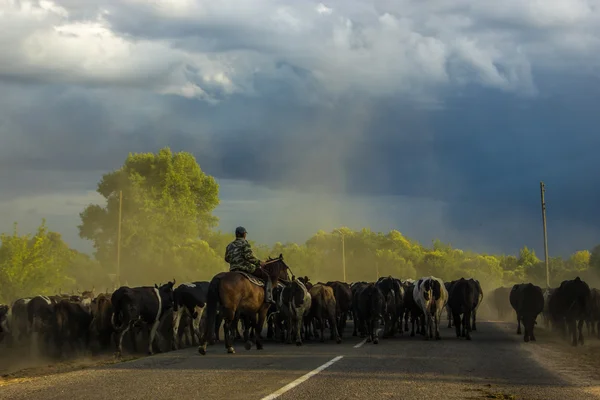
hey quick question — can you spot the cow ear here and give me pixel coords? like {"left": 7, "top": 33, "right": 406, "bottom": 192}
{"left": 155, "top": 284, "right": 159, "bottom": 289}
{"left": 279, "top": 253, "right": 283, "bottom": 259}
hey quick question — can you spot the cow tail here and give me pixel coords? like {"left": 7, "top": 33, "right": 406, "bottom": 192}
{"left": 202, "top": 276, "right": 221, "bottom": 344}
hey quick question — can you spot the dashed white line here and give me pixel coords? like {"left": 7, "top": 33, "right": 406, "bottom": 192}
{"left": 259, "top": 355, "right": 344, "bottom": 400}
{"left": 353, "top": 329, "right": 383, "bottom": 348}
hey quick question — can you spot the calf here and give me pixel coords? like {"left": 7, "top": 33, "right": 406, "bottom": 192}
{"left": 111, "top": 280, "right": 176, "bottom": 357}
{"left": 308, "top": 284, "right": 341, "bottom": 343}
{"left": 548, "top": 277, "right": 590, "bottom": 346}
{"left": 510, "top": 283, "right": 544, "bottom": 342}
{"left": 172, "top": 282, "right": 209, "bottom": 349}
{"left": 279, "top": 278, "right": 312, "bottom": 345}
{"left": 448, "top": 278, "right": 477, "bottom": 340}
{"left": 356, "top": 283, "right": 386, "bottom": 344}
{"left": 413, "top": 276, "right": 448, "bottom": 340}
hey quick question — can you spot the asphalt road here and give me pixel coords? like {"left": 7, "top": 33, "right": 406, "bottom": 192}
{"left": 2, "top": 321, "right": 600, "bottom": 400}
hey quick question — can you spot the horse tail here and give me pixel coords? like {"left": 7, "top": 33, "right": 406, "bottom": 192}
{"left": 203, "top": 275, "right": 221, "bottom": 344}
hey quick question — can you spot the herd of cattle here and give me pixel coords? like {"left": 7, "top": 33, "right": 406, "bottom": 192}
{"left": 0, "top": 272, "right": 595, "bottom": 364}
{"left": 492, "top": 276, "right": 598, "bottom": 346}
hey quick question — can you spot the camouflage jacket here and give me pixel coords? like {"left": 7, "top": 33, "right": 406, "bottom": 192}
{"left": 225, "top": 238, "right": 261, "bottom": 273}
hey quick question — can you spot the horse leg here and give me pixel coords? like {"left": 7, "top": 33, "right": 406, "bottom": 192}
{"left": 255, "top": 307, "right": 268, "bottom": 351}
{"left": 245, "top": 314, "right": 257, "bottom": 351}
{"left": 222, "top": 308, "right": 236, "bottom": 354}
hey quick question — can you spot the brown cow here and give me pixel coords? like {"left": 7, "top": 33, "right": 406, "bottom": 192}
{"left": 308, "top": 284, "right": 341, "bottom": 344}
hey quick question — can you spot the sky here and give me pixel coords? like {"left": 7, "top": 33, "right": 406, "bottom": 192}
{"left": 1, "top": 0, "right": 600, "bottom": 257}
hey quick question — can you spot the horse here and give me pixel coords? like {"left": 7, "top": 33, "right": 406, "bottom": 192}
{"left": 198, "top": 254, "right": 291, "bottom": 355}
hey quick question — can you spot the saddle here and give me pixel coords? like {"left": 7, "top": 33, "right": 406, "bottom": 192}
{"left": 233, "top": 271, "right": 265, "bottom": 287}
{"left": 231, "top": 271, "right": 287, "bottom": 289}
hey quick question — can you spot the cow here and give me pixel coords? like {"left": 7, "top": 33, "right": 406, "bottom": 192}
{"left": 325, "top": 281, "right": 353, "bottom": 338}
{"left": 111, "top": 280, "right": 176, "bottom": 357}
{"left": 0, "top": 304, "right": 9, "bottom": 343}
{"left": 402, "top": 281, "right": 424, "bottom": 337}
{"left": 8, "top": 298, "right": 31, "bottom": 345}
{"left": 548, "top": 277, "right": 590, "bottom": 346}
{"left": 492, "top": 286, "right": 512, "bottom": 320}
{"left": 351, "top": 282, "right": 369, "bottom": 337}
{"left": 413, "top": 276, "right": 448, "bottom": 340}
{"left": 510, "top": 283, "right": 544, "bottom": 343}
{"left": 448, "top": 278, "right": 478, "bottom": 340}
{"left": 375, "top": 277, "right": 403, "bottom": 337}
{"left": 471, "top": 279, "right": 483, "bottom": 331}
{"left": 89, "top": 293, "right": 114, "bottom": 353}
{"left": 172, "top": 282, "right": 209, "bottom": 349}
{"left": 53, "top": 299, "right": 93, "bottom": 358}
{"left": 28, "top": 295, "right": 61, "bottom": 356}
{"left": 444, "top": 280, "right": 457, "bottom": 328}
{"left": 586, "top": 288, "right": 600, "bottom": 338}
{"left": 308, "top": 284, "right": 341, "bottom": 344}
{"left": 356, "top": 283, "right": 386, "bottom": 344}
{"left": 279, "top": 278, "right": 312, "bottom": 345}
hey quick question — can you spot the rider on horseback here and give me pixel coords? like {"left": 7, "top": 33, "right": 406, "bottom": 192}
{"left": 225, "top": 226, "right": 276, "bottom": 305}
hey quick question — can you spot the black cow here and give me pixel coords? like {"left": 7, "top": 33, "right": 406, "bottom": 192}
{"left": 351, "top": 282, "right": 369, "bottom": 337}
{"left": 445, "top": 280, "right": 457, "bottom": 328}
{"left": 356, "top": 283, "right": 386, "bottom": 344}
{"left": 325, "top": 281, "right": 353, "bottom": 338}
{"left": 0, "top": 304, "right": 9, "bottom": 343}
{"left": 111, "top": 280, "right": 176, "bottom": 357}
{"left": 402, "top": 281, "right": 425, "bottom": 337}
{"left": 28, "top": 295, "right": 61, "bottom": 356}
{"left": 548, "top": 277, "right": 590, "bottom": 346}
{"left": 510, "top": 283, "right": 544, "bottom": 343}
{"left": 586, "top": 288, "right": 600, "bottom": 338}
{"left": 172, "top": 282, "right": 209, "bottom": 349}
{"left": 471, "top": 279, "right": 483, "bottom": 331}
{"left": 9, "top": 298, "right": 31, "bottom": 345}
{"left": 375, "top": 277, "right": 403, "bottom": 337}
{"left": 448, "top": 278, "right": 478, "bottom": 340}
{"left": 53, "top": 299, "right": 93, "bottom": 358}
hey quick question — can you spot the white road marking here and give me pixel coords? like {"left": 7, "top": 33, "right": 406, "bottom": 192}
{"left": 353, "top": 328, "right": 383, "bottom": 348}
{"left": 259, "top": 355, "right": 344, "bottom": 400}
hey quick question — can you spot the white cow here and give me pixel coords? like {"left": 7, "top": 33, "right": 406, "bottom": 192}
{"left": 413, "top": 276, "right": 448, "bottom": 340}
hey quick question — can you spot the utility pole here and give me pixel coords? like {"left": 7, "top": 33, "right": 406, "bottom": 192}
{"left": 334, "top": 229, "right": 347, "bottom": 282}
{"left": 116, "top": 190, "right": 123, "bottom": 288}
{"left": 540, "top": 182, "right": 550, "bottom": 289}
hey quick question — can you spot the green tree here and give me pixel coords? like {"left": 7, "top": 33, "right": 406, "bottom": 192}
{"left": 0, "top": 220, "right": 73, "bottom": 302}
{"left": 78, "top": 147, "right": 220, "bottom": 284}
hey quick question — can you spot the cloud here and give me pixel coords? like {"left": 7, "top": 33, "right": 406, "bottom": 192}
{"left": 1, "top": 0, "right": 600, "bottom": 256}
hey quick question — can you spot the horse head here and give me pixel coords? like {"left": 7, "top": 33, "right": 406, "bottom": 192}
{"left": 264, "top": 254, "right": 291, "bottom": 283}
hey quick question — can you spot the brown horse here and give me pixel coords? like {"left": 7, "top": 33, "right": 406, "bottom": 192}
{"left": 198, "top": 254, "right": 290, "bottom": 354}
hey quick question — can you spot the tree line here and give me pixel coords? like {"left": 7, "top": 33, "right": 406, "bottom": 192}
{"left": 1, "top": 147, "right": 599, "bottom": 303}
